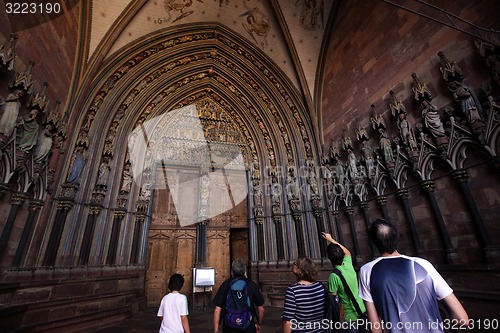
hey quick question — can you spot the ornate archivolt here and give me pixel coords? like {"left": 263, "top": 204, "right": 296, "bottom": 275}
{"left": 54, "top": 24, "right": 323, "bottom": 263}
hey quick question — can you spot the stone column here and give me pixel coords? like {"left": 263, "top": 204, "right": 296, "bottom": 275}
{"left": 196, "top": 221, "right": 208, "bottom": 266}
{"left": 43, "top": 183, "right": 79, "bottom": 266}
{"left": 0, "top": 193, "right": 28, "bottom": 259}
{"left": 78, "top": 205, "right": 102, "bottom": 266}
{"left": 77, "top": 187, "right": 104, "bottom": 265}
{"left": 360, "top": 202, "right": 376, "bottom": 257}
{"left": 12, "top": 200, "right": 44, "bottom": 266}
{"left": 451, "top": 170, "right": 499, "bottom": 263}
{"left": 43, "top": 200, "right": 73, "bottom": 266}
{"left": 130, "top": 213, "right": 145, "bottom": 265}
{"left": 196, "top": 171, "right": 210, "bottom": 267}
{"left": 291, "top": 209, "right": 305, "bottom": 257}
{"left": 107, "top": 210, "right": 125, "bottom": 266}
{"left": 346, "top": 207, "right": 362, "bottom": 264}
{"left": 396, "top": 189, "right": 424, "bottom": 256}
{"left": 331, "top": 211, "right": 344, "bottom": 244}
{"left": 376, "top": 195, "right": 390, "bottom": 221}
{"left": 421, "top": 180, "right": 460, "bottom": 264}
{"left": 254, "top": 207, "right": 265, "bottom": 261}
{"left": 273, "top": 214, "right": 285, "bottom": 261}
{"left": 311, "top": 196, "right": 326, "bottom": 258}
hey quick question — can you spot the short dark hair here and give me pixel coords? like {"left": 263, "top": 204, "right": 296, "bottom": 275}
{"left": 368, "top": 219, "right": 399, "bottom": 254}
{"left": 327, "top": 243, "right": 345, "bottom": 266}
{"left": 168, "top": 273, "right": 184, "bottom": 291}
{"left": 294, "top": 256, "right": 318, "bottom": 282}
{"left": 231, "top": 258, "right": 246, "bottom": 277}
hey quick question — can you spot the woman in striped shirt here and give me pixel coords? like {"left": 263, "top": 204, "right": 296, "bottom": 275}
{"left": 282, "top": 256, "right": 326, "bottom": 333}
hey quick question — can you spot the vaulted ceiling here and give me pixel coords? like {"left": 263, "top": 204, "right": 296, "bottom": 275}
{"left": 87, "top": 0, "right": 339, "bottom": 107}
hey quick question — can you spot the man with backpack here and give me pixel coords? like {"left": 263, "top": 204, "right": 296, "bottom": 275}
{"left": 213, "top": 258, "right": 265, "bottom": 333}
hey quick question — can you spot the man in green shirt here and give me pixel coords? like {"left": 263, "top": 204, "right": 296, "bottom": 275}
{"left": 323, "top": 232, "right": 366, "bottom": 332}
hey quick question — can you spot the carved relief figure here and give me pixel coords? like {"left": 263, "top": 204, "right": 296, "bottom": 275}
{"left": 0, "top": 90, "right": 23, "bottom": 137}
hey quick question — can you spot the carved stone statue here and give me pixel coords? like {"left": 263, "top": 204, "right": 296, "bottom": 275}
{"left": 0, "top": 90, "right": 23, "bottom": 137}
{"left": 334, "top": 162, "right": 345, "bottom": 187}
{"left": 120, "top": 163, "right": 133, "bottom": 194}
{"left": 330, "top": 139, "right": 340, "bottom": 161}
{"left": 379, "top": 128, "right": 394, "bottom": 163}
{"left": 454, "top": 85, "right": 484, "bottom": 124}
{"left": 17, "top": 109, "right": 39, "bottom": 152}
{"left": 361, "top": 141, "right": 375, "bottom": 178}
{"left": 286, "top": 169, "right": 300, "bottom": 201}
{"left": 33, "top": 124, "right": 54, "bottom": 163}
{"left": 270, "top": 174, "right": 281, "bottom": 205}
{"left": 67, "top": 147, "right": 86, "bottom": 183}
{"left": 96, "top": 159, "right": 111, "bottom": 186}
{"left": 397, "top": 112, "right": 418, "bottom": 151}
{"left": 307, "top": 164, "right": 319, "bottom": 195}
{"left": 370, "top": 108, "right": 386, "bottom": 130}
{"left": 253, "top": 183, "right": 263, "bottom": 206}
{"left": 421, "top": 100, "right": 446, "bottom": 138}
{"left": 346, "top": 148, "right": 358, "bottom": 179}
{"left": 0, "top": 33, "right": 17, "bottom": 72}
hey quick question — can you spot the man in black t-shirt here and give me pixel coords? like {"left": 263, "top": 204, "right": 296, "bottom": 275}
{"left": 213, "top": 259, "right": 265, "bottom": 333}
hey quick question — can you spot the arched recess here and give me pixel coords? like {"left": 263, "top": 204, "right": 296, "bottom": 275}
{"left": 48, "top": 24, "right": 324, "bottom": 292}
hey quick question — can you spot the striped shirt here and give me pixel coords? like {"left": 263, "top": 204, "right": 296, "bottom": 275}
{"left": 281, "top": 281, "right": 325, "bottom": 333}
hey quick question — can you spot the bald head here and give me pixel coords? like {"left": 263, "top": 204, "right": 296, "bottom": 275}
{"left": 368, "top": 219, "right": 399, "bottom": 255}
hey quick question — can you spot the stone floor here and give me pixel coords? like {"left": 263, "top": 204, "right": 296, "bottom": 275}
{"left": 94, "top": 305, "right": 284, "bottom": 333}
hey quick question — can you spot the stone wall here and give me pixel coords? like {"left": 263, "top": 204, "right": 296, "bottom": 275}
{"left": 320, "top": 0, "right": 500, "bottom": 321}
{"left": 0, "top": 267, "right": 145, "bottom": 332}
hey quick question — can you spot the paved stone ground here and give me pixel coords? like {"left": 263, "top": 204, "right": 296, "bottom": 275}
{"left": 95, "top": 305, "right": 283, "bottom": 333}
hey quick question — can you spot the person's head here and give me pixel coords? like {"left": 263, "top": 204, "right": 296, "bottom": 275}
{"left": 231, "top": 258, "right": 246, "bottom": 277}
{"left": 326, "top": 243, "right": 344, "bottom": 266}
{"left": 292, "top": 256, "right": 318, "bottom": 282}
{"left": 168, "top": 273, "right": 184, "bottom": 292}
{"left": 368, "top": 218, "right": 399, "bottom": 254}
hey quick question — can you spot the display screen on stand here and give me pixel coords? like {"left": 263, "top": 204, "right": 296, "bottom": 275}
{"left": 193, "top": 267, "right": 215, "bottom": 292}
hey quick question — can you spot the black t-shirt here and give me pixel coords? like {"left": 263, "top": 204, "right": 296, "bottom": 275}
{"left": 213, "top": 277, "right": 265, "bottom": 333}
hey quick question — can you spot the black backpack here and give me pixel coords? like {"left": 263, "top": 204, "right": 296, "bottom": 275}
{"left": 323, "top": 283, "right": 344, "bottom": 333}
{"left": 223, "top": 278, "right": 253, "bottom": 329}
